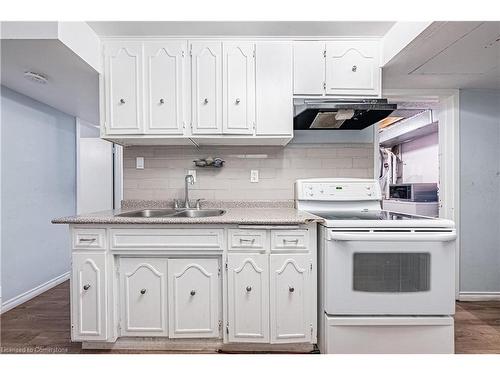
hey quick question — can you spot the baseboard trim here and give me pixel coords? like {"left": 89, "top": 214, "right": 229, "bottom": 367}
{"left": 1, "top": 272, "right": 70, "bottom": 314}
{"left": 458, "top": 293, "right": 500, "bottom": 301}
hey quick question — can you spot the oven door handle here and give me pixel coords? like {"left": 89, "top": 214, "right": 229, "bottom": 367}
{"left": 328, "top": 231, "right": 457, "bottom": 242}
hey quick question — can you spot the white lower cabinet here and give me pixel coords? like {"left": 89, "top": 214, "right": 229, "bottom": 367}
{"left": 168, "top": 259, "right": 221, "bottom": 338}
{"left": 227, "top": 254, "right": 270, "bottom": 342}
{"left": 72, "top": 252, "right": 107, "bottom": 341}
{"left": 270, "top": 254, "right": 312, "bottom": 343}
{"left": 119, "top": 258, "right": 168, "bottom": 336}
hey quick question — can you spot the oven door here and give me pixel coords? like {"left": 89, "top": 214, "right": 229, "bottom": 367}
{"left": 325, "top": 229, "right": 456, "bottom": 315}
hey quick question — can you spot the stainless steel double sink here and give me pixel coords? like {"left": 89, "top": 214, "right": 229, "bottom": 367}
{"left": 115, "top": 208, "right": 225, "bottom": 218}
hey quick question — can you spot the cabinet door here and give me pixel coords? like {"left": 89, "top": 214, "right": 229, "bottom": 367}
{"left": 72, "top": 252, "right": 107, "bottom": 341}
{"left": 119, "top": 258, "right": 168, "bottom": 337}
{"left": 144, "top": 41, "right": 189, "bottom": 134}
{"left": 191, "top": 41, "right": 223, "bottom": 135}
{"left": 168, "top": 259, "right": 220, "bottom": 338}
{"left": 222, "top": 42, "right": 255, "bottom": 134}
{"left": 255, "top": 42, "right": 293, "bottom": 136}
{"left": 325, "top": 41, "right": 381, "bottom": 96}
{"left": 227, "top": 254, "right": 269, "bottom": 343}
{"left": 293, "top": 41, "right": 325, "bottom": 95}
{"left": 103, "top": 42, "right": 143, "bottom": 134}
{"left": 270, "top": 254, "right": 312, "bottom": 343}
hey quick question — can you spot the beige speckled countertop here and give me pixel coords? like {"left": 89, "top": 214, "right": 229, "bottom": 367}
{"left": 52, "top": 200, "right": 323, "bottom": 225}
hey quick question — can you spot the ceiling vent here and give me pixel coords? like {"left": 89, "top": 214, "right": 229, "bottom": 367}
{"left": 23, "top": 71, "right": 48, "bottom": 84}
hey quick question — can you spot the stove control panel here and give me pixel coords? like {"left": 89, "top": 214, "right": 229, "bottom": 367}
{"left": 295, "top": 178, "right": 382, "bottom": 201}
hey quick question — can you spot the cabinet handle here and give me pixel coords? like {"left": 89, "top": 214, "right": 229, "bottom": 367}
{"left": 235, "top": 98, "right": 241, "bottom": 105}
{"left": 190, "top": 290, "right": 196, "bottom": 296}
{"left": 79, "top": 238, "right": 96, "bottom": 243}
{"left": 283, "top": 239, "right": 299, "bottom": 244}
{"left": 120, "top": 98, "right": 125, "bottom": 104}
{"left": 352, "top": 65, "right": 357, "bottom": 72}
{"left": 246, "top": 286, "right": 252, "bottom": 292}
{"left": 83, "top": 284, "right": 91, "bottom": 291}
{"left": 240, "top": 238, "right": 255, "bottom": 243}
{"left": 140, "top": 288, "right": 147, "bottom": 295}
{"left": 159, "top": 98, "right": 165, "bottom": 104}
{"left": 203, "top": 98, "right": 209, "bottom": 105}
{"left": 289, "top": 286, "right": 295, "bottom": 293}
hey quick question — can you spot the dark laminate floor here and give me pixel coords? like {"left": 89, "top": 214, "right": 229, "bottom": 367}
{"left": 1, "top": 281, "right": 499, "bottom": 354}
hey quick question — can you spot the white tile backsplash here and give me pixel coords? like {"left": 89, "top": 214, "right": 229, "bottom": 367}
{"left": 123, "top": 144, "right": 374, "bottom": 200}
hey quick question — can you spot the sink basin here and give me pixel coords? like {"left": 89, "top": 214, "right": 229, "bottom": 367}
{"left": 116, "top": 208, "right": 225, "bottom": 218}
{"left": 172, "top": 209, "right": 226, "bottom": 218}
{"left": 116, "top": 209, "right": 178, "bottom": 218}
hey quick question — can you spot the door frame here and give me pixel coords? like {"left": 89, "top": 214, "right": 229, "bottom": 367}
{"left": 378, "top": 89, "right": 460, "bottom": 298}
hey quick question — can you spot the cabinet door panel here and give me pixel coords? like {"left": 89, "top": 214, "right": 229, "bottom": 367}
{"left": 120, "top": 258, "right": 168, "bottom": 336}
{"left": 168, "top": 259, "right": 220, "bottom": 338}
{"left": 293, "top": 41, "right": 325, "bottom": 95}
{"left": 255, "top": 42, "right": 293, "bottom": 136}
{"left": 191, "top": 41, "right": 222, "bottom": 134}
{"left": 270, "top": 255, "right": 311, "bottom": 343}
{"left": 227, "top": 254, "right": 269, "bottom": 343}
{"left": 104, "top": 42, "right": 143, "bottom": 134}
{"left": 222, "top": 42, "right": 255, "bottom": 134}
{"left": 325, "top": 41, "right": 380, "bottom": 96}
{"left": 72, "top": 252, "right": 107, "bottom": 341}
{"left": 144, "top": 41, "right": 189, "bottom": 134}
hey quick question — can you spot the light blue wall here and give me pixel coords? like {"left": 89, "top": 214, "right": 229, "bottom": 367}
{"left": 1, "top": 86, "right": 76, "bottom": 303}
{"left": 459, "top": 89, "right": 500, "bottom": 293}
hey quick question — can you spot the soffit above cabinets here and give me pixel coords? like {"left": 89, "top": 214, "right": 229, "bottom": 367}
{"left": 87, "top": 21, "right": 396, "bottom": 38}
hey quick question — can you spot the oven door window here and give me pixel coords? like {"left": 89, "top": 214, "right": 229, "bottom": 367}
{"left": 352, "top": 253, "right": 430, "bottom": 293}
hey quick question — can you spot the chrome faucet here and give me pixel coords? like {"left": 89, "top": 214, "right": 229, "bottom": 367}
{"left": 183, "top": 174, "right": 194, "bottom": 209}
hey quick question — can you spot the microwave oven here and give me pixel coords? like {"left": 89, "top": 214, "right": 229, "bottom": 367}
{"left": 389, "top": 183, "right": 438, "bottom": 202}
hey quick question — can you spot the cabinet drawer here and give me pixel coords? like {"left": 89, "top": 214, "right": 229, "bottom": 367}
{"left": 271, "top": 230, "right": 309, "bottom": 252}
{"left": 228, "top": 229, "right": 268, "bottom": 252}
{"left": 72, "top": 229, "right": 106, "bottom": 250}
{"left": 110, "top": 228, "right": 224, "bottom": 251}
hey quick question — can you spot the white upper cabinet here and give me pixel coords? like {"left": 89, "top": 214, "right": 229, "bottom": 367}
{"left": 255, "top": 42, "right": 293, "bottom": 136}
{"left": 270, "top": 254, "right": 311, "bottom": 343}
{"left": 293, "top": 41, "right": 325, "bottom": 95}
{"left": 103, "top": 42, "right": 143, "bottom": 134}
{"left": 222, "top": 42, "right": 256, "bottom": 134}
{"left": 168, "top": 259, "right": 220, "bottom": 338}
{"left": 293, "top": 40, "right": 381, "bottom": 97}
{"left": 325, "top": 40, "right": 380, "bottom": 96}
{"left": 144, "top": 41, "right": 189, "bottom": 135}
{"left": 190, "top": 41, "right": 223, "bottom": 135}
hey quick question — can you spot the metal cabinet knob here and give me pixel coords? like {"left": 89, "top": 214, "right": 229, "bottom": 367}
{"left": 140, "top": 288, "right": 147, "bottom": 295}
{"left": 190, "top": 290, "right": 196, "bottom": 296}
{"left": 289, "top": 286, "right": 295, "bottom": 293}
{"left": 246, "top": 286, "right": 252, "bottom": 292}
{"left": 203, "top": 98, "right": 209, "bottom": 104}
{"left": 159, "top": 98, "right": 165, "bottom": 104}
{"left": 83, "top": 284, "right": 91, "bottom": 291}
{"left": 120, "top": 98, "right": 126, "bottom": 104}
{"left": 235, "top": 98, "right": 241, "bottom": 104}
{"left": 352, "top": 65, "right": 357, "bottom": 72}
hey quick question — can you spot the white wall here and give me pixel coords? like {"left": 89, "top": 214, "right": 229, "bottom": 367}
{"left": 401, "top": 131, "right": 439, "bottom": 183}
{"left": 1, "top": 86, "right": 76, "bottom": 310}
{"left": 459, "top": 89, "right": 500, "bottom": 294}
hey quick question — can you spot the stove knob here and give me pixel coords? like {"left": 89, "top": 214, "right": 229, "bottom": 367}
{"left": 319, "top": 189, "right": 324, "bottom": 194}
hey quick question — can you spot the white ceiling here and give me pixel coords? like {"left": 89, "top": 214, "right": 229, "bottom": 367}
{"left": 383, "top": 21, "right": 500, "bottom": 89}
{"left": 1, "top": 39, "right": 100, "bottom": 124}
{"left": 87, "top": 21, "right": 396, "bottom": 37}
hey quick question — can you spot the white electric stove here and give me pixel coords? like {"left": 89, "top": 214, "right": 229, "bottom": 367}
{"left": 295, "top": 178, "right": 457, "bottom": 354}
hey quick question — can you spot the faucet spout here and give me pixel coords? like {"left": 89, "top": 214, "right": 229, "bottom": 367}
{"left": 184, "top": 174, "right": 194, "bottom": 209}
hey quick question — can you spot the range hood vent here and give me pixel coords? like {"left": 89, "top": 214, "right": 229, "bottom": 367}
{"left": 294, "top": 99, "right": 397, "bottom": 130}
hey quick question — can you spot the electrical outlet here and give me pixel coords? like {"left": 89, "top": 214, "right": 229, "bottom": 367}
{"left": 188, "top": 169, "right": 197, "bottom": 182}
{"left": 250, "top": 170, "right": 259, "bottom": 183}
{"left": 136, "top": 157, "right": 144, "bottom": 169}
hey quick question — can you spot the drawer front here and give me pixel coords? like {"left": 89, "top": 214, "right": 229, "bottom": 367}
{"left": 228, "top": 229, "right": 268, "bottom": 252}
{"left": 72, "top": 229, "right": 106, "bottom": 250}
{"left": 110, "top": 228, "right": 224, "bottom": 251}
{"left": 271, "top": 230, "right": 309, "bottom": 252}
